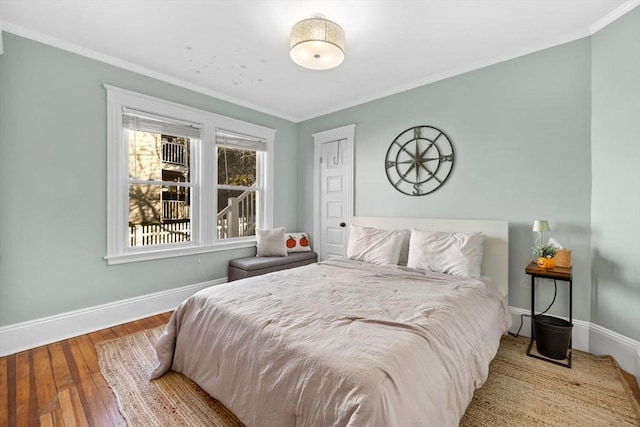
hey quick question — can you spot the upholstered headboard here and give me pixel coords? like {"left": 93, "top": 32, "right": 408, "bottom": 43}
{"left": 350, "top": 216, "right": 509, "bottom": 297}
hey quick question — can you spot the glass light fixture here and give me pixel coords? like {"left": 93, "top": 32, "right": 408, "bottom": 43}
{"left": 290, "top": 15, "right": 345, "bottom": 70}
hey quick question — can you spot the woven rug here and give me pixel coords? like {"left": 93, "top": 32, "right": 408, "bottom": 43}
{"left": 460, "top": 336, "right": 640, "bottom": 426}
{"left": 96, "top": 327, "right": 640, "bottom": 426}
{"left": 96, "top": 327, "right": 244, "bottom": 427}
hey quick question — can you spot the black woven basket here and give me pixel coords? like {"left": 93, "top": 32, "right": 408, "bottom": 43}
{"left": 533, "top": 315, "right": 573, "bottom": 360}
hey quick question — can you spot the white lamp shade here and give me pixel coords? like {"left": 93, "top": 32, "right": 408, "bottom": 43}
{"left": 532, "top": 220, "right": 550, "bottom": 233}
{"left": 290, "top": 17, "right": 345, "bottom": 70}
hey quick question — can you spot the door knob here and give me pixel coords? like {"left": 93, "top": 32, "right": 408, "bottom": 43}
{"left": 339, "top": 222, "right": 346, "bottom": 227}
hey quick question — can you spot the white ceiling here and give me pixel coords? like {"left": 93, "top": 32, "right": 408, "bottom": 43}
{"left": 0, "top": 0, "right": 634, "bottom": 122}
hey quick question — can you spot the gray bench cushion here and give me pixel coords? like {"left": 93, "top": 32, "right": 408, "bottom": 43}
{"left": 228, "top": 251, "right": 318, "bottom": 281}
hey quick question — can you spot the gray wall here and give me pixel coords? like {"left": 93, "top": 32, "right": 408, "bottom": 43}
{"left": 0, "top": 34, "right": 298, "bottom": 326}
{"left": 297, "top": 38, "right": 594, "bottom": 323}
{"left": 1, "top": 10, "right": 638, "bottom": 345}
{"left": 591, "top": 9, "right": 640, "bottom": 341}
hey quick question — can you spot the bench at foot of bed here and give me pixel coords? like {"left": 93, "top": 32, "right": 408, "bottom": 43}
{"left": 228, "top": 251, "right": 318, "bottom": 282}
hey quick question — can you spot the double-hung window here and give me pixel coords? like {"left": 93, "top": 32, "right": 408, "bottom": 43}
{"left": 125, "top": 108, "right": 197, "bottom": 248}
{"left": 216, "top": 129, "right": 267, "bottom": 240}
{"left": 106, "top": 86, "right": 275, "bottom": 264}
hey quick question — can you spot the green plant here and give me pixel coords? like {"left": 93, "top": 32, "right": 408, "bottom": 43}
{"left": 532, "top": 244, "right": 558, "bottom": 259}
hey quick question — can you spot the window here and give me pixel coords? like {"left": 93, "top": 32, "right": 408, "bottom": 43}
{"left": 106, "top": 86, "right": 275, "bottom": 264}
{"left": 125, "top": 109, "right": 196, "bottom": 247}
{"left": 216, "top": 130, "right": 266, "bottom": 240}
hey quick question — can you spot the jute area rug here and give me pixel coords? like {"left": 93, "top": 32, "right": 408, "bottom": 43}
{"left": 96, "top": 327, "right": 640, "bottom": 426}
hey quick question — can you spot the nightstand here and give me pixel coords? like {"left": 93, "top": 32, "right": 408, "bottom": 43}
{"left": 525, "top": 262, "right": 573, "bottom": 368}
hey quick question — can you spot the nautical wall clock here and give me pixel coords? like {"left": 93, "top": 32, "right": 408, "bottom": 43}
{"left": 385, "top": 125, "right": 455, "bottom": 196}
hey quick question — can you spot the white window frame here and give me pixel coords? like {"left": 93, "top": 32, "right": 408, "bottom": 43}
{"left": 105, "top": 85, "right": 275, "bottom": 265}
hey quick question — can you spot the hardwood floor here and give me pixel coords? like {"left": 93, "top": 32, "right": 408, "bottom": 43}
{"left": 622, "top": 369, "right": 640, "bottom": 407}
{"left": 1, "top": 312, "right": 172, "bottom": 427}
{"left": 1, "top": 312, "right": 639, "bottom": 426}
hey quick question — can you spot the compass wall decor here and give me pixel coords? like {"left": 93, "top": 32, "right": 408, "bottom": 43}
{"left": 384, "top": 125, "right": 455, "bottom": 196}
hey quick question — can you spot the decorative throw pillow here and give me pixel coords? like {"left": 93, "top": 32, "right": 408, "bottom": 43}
{"left": 407, "top": 229, "right": 485, "bottom": 278}
{"left": 256, "top": 227, "right": 287, "bottom": 257}
{"left": 347, "top": 224, "right": 405, "bottom": 265}
{"left": 286, "top": 232, "right": 312, "bottom": 252}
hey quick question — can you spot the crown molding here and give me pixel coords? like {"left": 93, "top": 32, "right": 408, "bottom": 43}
{"left": 1, "top": 22, "right": 297, "bottom": 123}
{"left": 591, "top": 0, "right": 640, "bottom": 34}
{"left": 296, "top": 27, "right": 592, "bottom": 122}
{"left": 3, "top": 1, "right": 639, "bottom": 123}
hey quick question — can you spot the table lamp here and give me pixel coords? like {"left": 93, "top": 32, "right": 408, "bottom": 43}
{"left": 532, "top": 220, "right": 550, "bottom": 246}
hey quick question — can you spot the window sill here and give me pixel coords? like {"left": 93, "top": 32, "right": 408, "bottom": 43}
{"left": 105, "top": 238, "right": 257, "bottom": 265}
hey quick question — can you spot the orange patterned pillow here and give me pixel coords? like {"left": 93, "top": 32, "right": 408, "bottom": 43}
{"left": 285, "top": 232, "right": 312, "bottom": 253}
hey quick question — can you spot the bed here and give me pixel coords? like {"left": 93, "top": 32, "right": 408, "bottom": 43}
{"left": 151, "top": 217, "right": 511, "bottom": 426}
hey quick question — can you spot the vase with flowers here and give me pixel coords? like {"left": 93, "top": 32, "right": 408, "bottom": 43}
{"left": 533, "top": 244, "right": 558, "bottom": 269}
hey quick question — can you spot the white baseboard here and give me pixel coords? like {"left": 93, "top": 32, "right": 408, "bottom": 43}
{"left": 637, "top": 346, "right": 640, "bottom": 383}
{"left": 509, "top": 306, "right": 640, "bottom": 376}
{"left": 0, "top": 278, "right": 226, "bottom": 357}
{"left": 588, "top": 322, "right": 640, "bottom": 377}
{"left": 508, "top": 306, "right": 590, "bottom": 352}
{"left": 1, "top": 291, "right": 637, "bottom": 378}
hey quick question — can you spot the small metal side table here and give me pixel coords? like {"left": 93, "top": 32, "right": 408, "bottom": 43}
{"left": 525, "top": 262, "right": 573, "bottom": 368}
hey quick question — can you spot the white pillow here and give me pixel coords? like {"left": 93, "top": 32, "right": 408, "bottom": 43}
{"left": 256, "top": 227, "right": 287, "bottom": 257}
{"left": 347, "top": 224, "right": 405, "bottom": 265}
{"left": 286, "top": 232, "right": 312, "bottom": 253}
{"left": 407, "top": 229, "right": 485, "bottom": 278}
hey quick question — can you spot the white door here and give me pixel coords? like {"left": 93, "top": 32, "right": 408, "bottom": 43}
{"left": 320, "top": 139, "right": 348, "bottom": 259}
{"left": 313, "top": 125, "right": 355, "bottom": 261}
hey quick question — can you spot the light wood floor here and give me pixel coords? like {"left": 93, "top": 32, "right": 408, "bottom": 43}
{"left": 1, "top": 312, "right": 638, "bottom": 426}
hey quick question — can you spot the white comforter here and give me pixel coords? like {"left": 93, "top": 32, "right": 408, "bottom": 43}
{"left": 152, "top": 260, "right": 511, "bottom": 427}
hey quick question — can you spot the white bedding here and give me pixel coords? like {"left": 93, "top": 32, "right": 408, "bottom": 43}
{"left": 152, "top": 260, "right": 511, "bottom": 426}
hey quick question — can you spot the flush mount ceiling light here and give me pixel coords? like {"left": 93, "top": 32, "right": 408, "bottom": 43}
{"left": 290, "top": 15, "right": 345, "bottom": 70}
